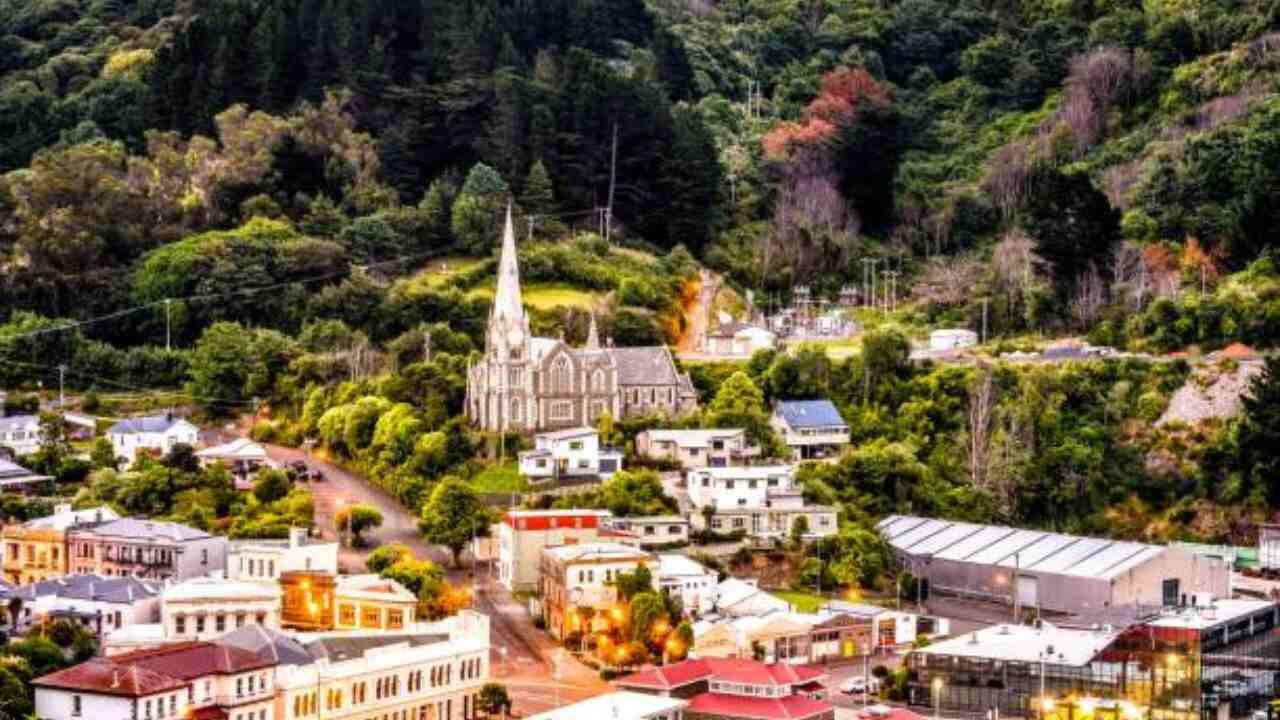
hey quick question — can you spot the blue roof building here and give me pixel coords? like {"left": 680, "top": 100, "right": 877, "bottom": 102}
{"left": 770, "top": 400, "right": 851, "bottom": 460}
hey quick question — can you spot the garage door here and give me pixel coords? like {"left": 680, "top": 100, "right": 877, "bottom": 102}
{"left": 1016, "top": 576, "right": 1038, "bottom": 608}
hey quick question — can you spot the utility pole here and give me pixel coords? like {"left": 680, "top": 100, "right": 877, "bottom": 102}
{"left": 57, "top": 364, "right": 66, "bottom": 408}
{"left": 881, "top": 269, "right": 891, "bottom": 313}
{"left": 527, "top": 215, "right": 536, "bottom": 242}
{"left": 862, "top": 259, "right": 877, "bottom": 309}
{"left": 164, "top": 298, "right": 172, "bottom": 351}
{"left": 981, "top": 298, "right": 989, "bottom": 344}
{"left": 606, "top": 121, "right": 618, "bottom": 244}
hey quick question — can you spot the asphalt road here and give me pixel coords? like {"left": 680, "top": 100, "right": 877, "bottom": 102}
{"left": 260, "top": 442, "right": 608, "bottom": 716}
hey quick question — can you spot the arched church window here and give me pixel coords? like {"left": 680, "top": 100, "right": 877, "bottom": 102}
{"left": 554, "top": 357, "right": 572, "bottom": 392}
{"left": 511, "top": 398, "right": 523, "bottom": 422}
{"left": 592, "top": 369, "right": 606, "bottom": 392}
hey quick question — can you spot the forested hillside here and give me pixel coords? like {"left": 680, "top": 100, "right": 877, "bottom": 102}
{"left": 5, "top": 0, "right": 1280, "bottom": 553}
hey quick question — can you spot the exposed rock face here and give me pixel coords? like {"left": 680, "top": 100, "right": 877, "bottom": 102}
{"left": 1157, "top": 359, "right": 1264, "bottom": 427}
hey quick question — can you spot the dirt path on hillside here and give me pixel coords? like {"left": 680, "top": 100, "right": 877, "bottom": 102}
{"left": 677, "top": 269, "right": 719, "bottom": 353}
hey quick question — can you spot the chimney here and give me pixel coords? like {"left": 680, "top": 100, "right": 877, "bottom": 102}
{"left": 111, "top": 669, "right": 120, "bottom": 688}
{"left": 289, "top": 526, "right": 307, "bottom": 549}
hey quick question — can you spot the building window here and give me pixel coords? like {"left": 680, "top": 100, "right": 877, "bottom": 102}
{"left": 175, "top": 614, "right": 185, "bottom": 635}
{"left": 388, "top": 609, "right": 404, "bottom": 630}
{"left": 361, "top": 605, "right": 381, "bottom": 628}
{"left": 72, "top": 695, "right": 81, "bottom": 716}
{"left": 195, "top": 615, "right": 205, "bottom": 633}
{"left": 569, "top": 441, "right": 583, "bottom": 451}
{"left": 215, "top": 614, "right": 226, "bottom": 633}
{"left": 550, "top": 401, "right": 573, "bottom": 421}
{"left": 339, "top": 603, "right": 356, "bottom": 626}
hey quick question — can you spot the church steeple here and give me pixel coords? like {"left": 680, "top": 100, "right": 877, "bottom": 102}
{"left": 492, "top": 203, "right": 525, "bottom": 325}
{"left": 585, "top": 313, "right": 600, "bottom": 350}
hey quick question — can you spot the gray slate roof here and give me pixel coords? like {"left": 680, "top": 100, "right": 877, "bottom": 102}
{"left": 218, "top": 625, "right": 315, "bottom": 667}
{"left": 107, "top": 413, "right": 188, "bottom": 434}
{"left": 77, "top": 517, "right": 212, "bottom": 542}
{"left": 0, "top": 458, "right": 50, "bottom": 483}
{"left": 304, "top": 633, "right": 449, "bottom": 663}
{"left": 17, "top": 574, "right": 161, "bottom": 604}
{"left": 605, "top": 346, "right": 680, "bottom": 385}
{"left": 774, "top": 400, "right": 847, "bottom": 429}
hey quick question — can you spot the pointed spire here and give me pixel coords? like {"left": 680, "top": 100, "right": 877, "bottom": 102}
{"left": 492, "top": 202, "right": 525, "bottom": 324}
{"left": 586, "top": 313, "right": 600, "bottom": 350}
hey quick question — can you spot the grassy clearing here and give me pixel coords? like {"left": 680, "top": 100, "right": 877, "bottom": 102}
{"left": 405, "top": 256, "right": 486, "bottom": 289}
{"left": 467, "top": 282, "right": 600, "bottom": 310}
{"left": 771, "top": 590, "right": 827, "bottom": 613}
{"left": 468, "top": 463, "right": 528, "bottom": 494}
{"left": 805, "top": 338, "right": 862, "bottom": 360}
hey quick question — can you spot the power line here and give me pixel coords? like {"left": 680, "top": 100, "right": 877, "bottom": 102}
{"left": 0, "top": 356, "right": 256, "bottom": 409}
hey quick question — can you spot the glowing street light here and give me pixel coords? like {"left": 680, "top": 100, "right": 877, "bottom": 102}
{"left": 932, "top": 677, "right": 944, "bottom": 720}
{"left": 1079, "top": 698, "right": 1098, "bottom": 715}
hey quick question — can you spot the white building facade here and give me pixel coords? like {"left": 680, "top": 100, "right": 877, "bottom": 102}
{"left": 162, "top": 576, "right": 283, "bottom": 641}
{"left": 657, "top": 554, "right": 718, "bottom": 614}
{"left": 0, "top": 414, "right": 41, "bottom": 457}
{"left": 686, "top": 465, "right": 838, "bottom": 541}
{"left": 229, "top": 528, "right": 339, "bottom": 583}
{"left": 107, "top": 413, "right": 200, "bottom": 464}
{"left": 518, "top": 427, "right": 622, "bottom": 481}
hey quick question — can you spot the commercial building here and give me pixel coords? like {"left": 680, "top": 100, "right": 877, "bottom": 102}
{"left": 68, "top": 517, "right": 228, "bottom": 581}
{"left": 518, "top": 427, "right": 623, "bottom": 482}
{"left": 37, "top": 610, "right": 492, "bottom": 720}
{"left": 497, "top": 509, "right": 613, "bottom": 592}
{"left": 228, "top": 527, "right": 339, "bottom": 583}
{"left": 0, "top": 413, "right": 41, "bottom": 457}
{"left": 618, "top": 657, "right": 834, "bottom": 720}
{"left": 634, "top": 428, "right": 752, "bottom": 469}
{"left": 657, "top": 554, "right": 718, "bottom": 614}
{"left": 278, "top": 571, "right": 418, "bottom": 632}
{"left": 2, "top": 503, "right": 119, "bottom": 584}
{"left": 35, "top": 635, "right": 278, "bottom": 720}
{"left": 526, "top": 691, "right": 687, "bottom": 720}
{"left": 907, "top": 599, "right": 1280, "bottom": 720}
{"left": 687, "top": 465, "right": 838, "bottom": 541}
{"left": 16, "top": 574, "right": 161, "bottom": 638}
{"left": 770, "top": 400, "right": 851, "bottom": 460}
{"left": 163, "top": 576, "right": 282, "bottom": 640}
{"left": 539, "top": 542, "right": 657, "bottom": 640}
{"left": 877, "top": 515, "right": 1231, "bottom": 614}
{"left": 107, "top": 413, "right": 200, "bottom": 464}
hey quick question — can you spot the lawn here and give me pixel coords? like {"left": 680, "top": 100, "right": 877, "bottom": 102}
{"left": 402, "top": 255, "right": 486, "bottom": 290}
{"left": 771, "top": 590, "right": 828, "bottom": 613}
{"left": 468, "top": 463, "right": 529, "bottom": 494}
{"left": 805, "top": 338, "right": 862, "bottom": 360}
{"left": 467, "top": 282, "right": 599, "bottom": 310}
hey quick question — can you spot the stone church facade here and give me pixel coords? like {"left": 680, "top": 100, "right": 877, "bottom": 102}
{"left": 465, "top": 208, "right": 698, "bottom": 432}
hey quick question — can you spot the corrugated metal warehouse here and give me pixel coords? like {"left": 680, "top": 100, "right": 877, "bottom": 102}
{"left": 877, "top": 515, "right": 1230, "bottom": 614}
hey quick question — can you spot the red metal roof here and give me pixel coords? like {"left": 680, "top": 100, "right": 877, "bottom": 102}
{"left": 34, "top": 659, "right": 188, "bottom": 697}
{"left": 857, "top": 708, "right": 929, "bottom": 720}
{"left": 686, "top": 692, "right": 834, "bottom": 720}
{"left": 503, "top": 511, "right": 607, "bottom": 531}
{"left": 618, "top": 658, "right": 826, "bottom": 691}
{"left": 192, "top": 707, "right": 229, "bottom": 720}
{"left": 35, "top": 640, "right": 275, "bottom": 696}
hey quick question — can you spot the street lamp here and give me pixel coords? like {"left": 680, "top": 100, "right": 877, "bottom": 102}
{"left": 500, "top": 646, "right": 509, "bottom": 676}
{"left": 933, "top": 676, "right": 944, "bottom": 720}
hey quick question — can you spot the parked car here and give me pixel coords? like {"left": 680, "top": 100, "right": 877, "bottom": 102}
{"left": 840, "top": 677, "right": 881, "bottom": 695}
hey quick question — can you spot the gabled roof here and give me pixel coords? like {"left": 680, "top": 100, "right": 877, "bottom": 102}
{"left": 618, "top": 658, "right": 826, "bottom": 692}
{"left": 107, "top": 413, "right": 194, "bottom": 435}
{"left": 608, "top": 346, "right": 681, "bottom": 385}
{"left": 774, "top": 400, "right": 847, "bottom": 429}
{"left": 34, "top": 659, "right": 187, "bottom": 697}
{"left": 686, "top": 693, "right": 833, "bottom": 720}
{"left": 642, "top": 428, "right": 744, "bottom": 447}
{"left": 112, "top": 641, "right": 275, "bottom": 678}
{"left": 537, "top": 427, "right": 598, "bottom": 441}
{"left": 543, "top": 542, "right": 652, "bottom": 563}
{"left": 217, "top": 625, "right": 315, "bottom": 667}
{"left": 304, "top": 633, "right": 448, "bottom": 662}
{"left": 17, "top": 574, "right": 161, "bottom": 604}
{"left": 0, "top": 458, "right": 51, "bottom": 485}
{"left": 25, "top": 505, "right": 119, "bottom": 531}
{"left": 74, "top": 517, "right": 211, "bottom": 542}
{"left": 194, "top": 438, "right": 269, "bottom": 461}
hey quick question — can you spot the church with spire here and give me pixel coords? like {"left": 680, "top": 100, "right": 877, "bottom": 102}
{"left": 465, "top": 207, "right": 698, "bottom": 432}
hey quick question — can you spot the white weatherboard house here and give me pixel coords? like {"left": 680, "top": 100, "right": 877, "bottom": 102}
{"left": 929, "top": 328, "right": 978, "bottom": 351}
{"left": 686, "top": 465, "right": 838, "bottom": 541}
{"left": 228, "top": 527, "right": 339, "bottom": 582}
{"left": 657, "top": 554, "right": 718, "bottom": 614}
{"left": 107, "top": 413, "right": 200, "bottom": 463}
{"left": 518, "top": 426, "right": 622, "bottom": 482}
{"left": 770, "top": 399, "right": 851, "bottom": 460}
{"left": 0, "top": 414, "right": 41, "bottom": 457}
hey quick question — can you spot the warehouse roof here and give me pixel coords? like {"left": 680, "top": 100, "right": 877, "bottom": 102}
{"left": 916, "top": 622, "right": 1120, "bottom": 667}
{"left": 876, "top": 515, "right": 1171, "bottom": 581}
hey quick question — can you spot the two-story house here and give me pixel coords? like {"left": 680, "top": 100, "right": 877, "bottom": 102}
{"left": 68, "top": 518, "right": 228, "bottom": 581}
{"left": 107, "top": 413, "right": 200, "bottom": 465}
{"left": 17, "top": 574, "right": 161, "bottom": 638}
{"left": 539, "top": 542, "right": 657, "bottom": 641}
{"left": 634, "top": 429, "right": 752, "bottom": 468}
{"left": 686, "top": 465, "right": 837, "bottom": 542}
{"left": 656, "top": 554, "right": 718, "bottom": 615}
{"left": 162, "top": 576, "right": 283, "bottom": 641}
{"left": 277, "top": 572, "right": 417, "bottom": 632}
{"left": 497, "top": 509, "right": 615, "bottom": 592}
{"left": 518, "top": 427, "right": 623, "bottom": 483}
{"left": 0, "top": 414, "right": 41, "bottom": 457}
{"left": 2, "top": 503, "right": 118, "bottom": 584}
{"left": 770, "top": 400, "right": 851, "bottom": 460}
{"left": 35, "top": 635, "right": 278, "bottom": 720}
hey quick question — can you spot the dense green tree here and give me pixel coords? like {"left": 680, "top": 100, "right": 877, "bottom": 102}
{"left": 419, "top": 476, "right": 491, "bottom": 567}
{"left": 1235, "top": 357, "right": 1280, "bottom": 504}
{"left": 1022, "top": 167, "right": 1120, "bottom": 294}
